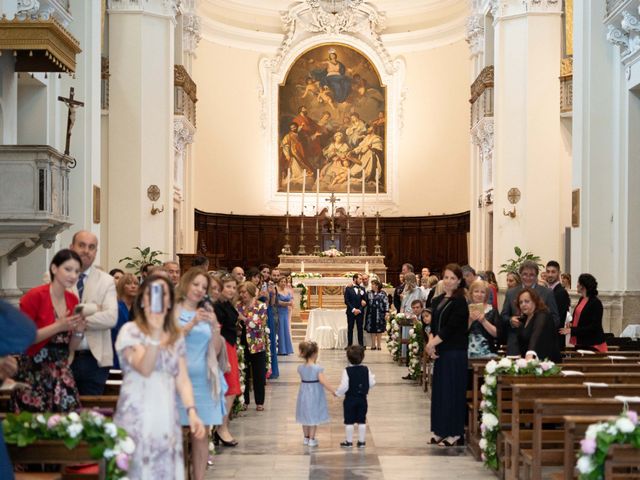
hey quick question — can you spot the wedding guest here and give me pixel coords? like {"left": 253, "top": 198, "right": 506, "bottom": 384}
{"left": 400, "top": 272, "right": 424, "bottom": 315}
{"left": 364, "top": 279, "right": 388, "bottom": 350}
{"left": 69, "top": 230, "right": 118, "bottom": 395}
{"left": 209, "top": 274, "right": 223, "bottom": 302}
{"left": 109, "top": 268, "right": 124, "bottom": 284}
{"left": 515, "top": 288, "right": 561, "bottom": 362}
{"left": 424, "top": 275, "right": 439, "bottom": 308}
{"left": 114, "top": 274, "right": 205, "bottom": 479}
{"left": 0, "top": 300, "right": 36, "bottom": 478}
{"left": 484, "top": 271, "right": 499, "bottom": 311}
{"left": 276, "top": 276, "right": 295, "bottom": 355}
{"left": 176, "top": 268, "right": 228, "bottom": 480}
{"left": 266, "top": 268, "right": 280, "bottom": 379}
{"left": 425, "top": 264, "right": 468, "bottom": 446}
{"left": 247, "top": 267, "right": 261, "bottom": 287}
{"left": 213, "top": 274, "right": 242, "bottom": 446}
{"left": 561, "top": 273, "right": 572, "bottom": 290}
{"left": 12, "top": 249, "right": 86, "bottom": 412}
{"left": 237, "top": 282, "right": 269, "bottom": 410}
{"left": 163, "top": 261, "right": 181, "bottom": 287}
{"left": 506, "top": 271, "right": 521, "bottom": 290}
{"left": 393, "top": 273, "right": 405, "bottom": 312}
{"left": 231, "top": 266, "right": 245, "bottom": 285}
{"left": 558, "top": 274, "right": 607, "bottom": 352}
{"left": 467, "top": 280, "right": 498, "bottom": 358}
{"left": 192, "top": 255, "right": 210, "bottom": 271}
{"left": 112, "top": 273, "right": 138, "bottom": 369}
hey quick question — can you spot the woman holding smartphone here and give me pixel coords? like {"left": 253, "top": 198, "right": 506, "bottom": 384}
{"left": 175, "top": 268, "right": 228, "bottom": 480}
{"left": 115, "top": 274, "right": 205, "bottom": 479}
{"left": 12, "top": 249, "right": 86, "bottom": 412}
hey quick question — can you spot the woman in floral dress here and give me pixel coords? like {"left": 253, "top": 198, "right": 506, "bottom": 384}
{"left": 365, "top": 279, "right": 389, "bottom": 350}
{"left": 237, "top": 281, "right": 269, "bottom": 410}
{"left": 12, "top": 249, "right": 86, "bottom": 413}
{"left": 115, "top": 274, "right": 204, "bottom": 479}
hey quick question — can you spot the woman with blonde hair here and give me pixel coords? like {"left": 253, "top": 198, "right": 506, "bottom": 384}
{"left": 112, "top": 273, "right": 138, "bottom": 369}
{"left": 115, "top": 274, "right": 205, "bottom": 478}
{"left": 175, "top": 267, "right": 228, "bottom": 479}
{"left": 400, "top": 272, "right": 425, "bottom": 316}
{"left": 467, "top": 280, "right": 498, "bottom": 358}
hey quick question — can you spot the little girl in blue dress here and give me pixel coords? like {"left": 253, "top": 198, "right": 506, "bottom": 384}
{"left": 295, "top": 341, "right": 335, "bottom": 447}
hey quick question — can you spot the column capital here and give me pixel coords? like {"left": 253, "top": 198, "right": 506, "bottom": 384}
{"left": 108, "top": 0, "right": 179, "bottom": 20}
{"left": 491, "top": 0, "right": 562, "bottom": 21}
{"left": 174, "top": 117, "right": 195, "bottom": 153}
{"left": 465, "top": 14, "right": 485, "bottom": 57}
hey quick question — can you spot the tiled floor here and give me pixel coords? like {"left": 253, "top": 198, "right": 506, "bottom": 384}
{"left": 208, "top": 348, "right": 494, "bottom": 479}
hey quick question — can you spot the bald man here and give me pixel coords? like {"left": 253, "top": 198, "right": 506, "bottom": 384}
{"left": 69, "top": 230, "right": 118, "bottom": 395}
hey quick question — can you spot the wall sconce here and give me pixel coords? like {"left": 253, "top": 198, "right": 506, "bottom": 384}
{"left": 503, "top": 187, "right": 521, "bottom": 218}
{"left": 147, "top": 185, "right": 164, "bottom": 215}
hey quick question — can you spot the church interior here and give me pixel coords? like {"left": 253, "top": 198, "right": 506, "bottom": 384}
{"left": 1, "top": 0, "right": 640, "bottom": 478}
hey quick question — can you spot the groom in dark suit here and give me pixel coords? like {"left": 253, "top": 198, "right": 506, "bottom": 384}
{"left": 344, "top": 273, "right": 368, "bottom": 348}
{"left": 500, "top": 260, "right": 560, "bottom": 355}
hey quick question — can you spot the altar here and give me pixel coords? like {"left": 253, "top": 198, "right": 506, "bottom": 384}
{"left": 277, "top": 255, "right": 387, "bottom": 280}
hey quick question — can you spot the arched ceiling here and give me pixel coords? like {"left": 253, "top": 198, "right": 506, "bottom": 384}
{"left": 198, "top": 0, "right": 469, "bottom": 52}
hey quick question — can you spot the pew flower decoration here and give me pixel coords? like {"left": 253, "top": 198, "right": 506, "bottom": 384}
{"left": 480, "top": 357, "right": 561, "bottom": 470}
{"left": 295, "top": 283, "right": 308, "bottom": 310}
{"left": 575, "top": 410, "right": 640, "bottom": 480}
{"left": 407, "top": 323, "right": 425, "bottom": 380}
{"left": 386, "top": 314, "right": 402, "bottom": 362}
{"left": 3, "top": 410, "right": 133, "bottom": 479}
{"left": 232, "top": 340, "right": 247, "bottom": 416}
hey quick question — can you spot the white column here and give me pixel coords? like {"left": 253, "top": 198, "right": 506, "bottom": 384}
{"left": 107, "top": 0, "right": 176, "bottom": 268}
{"left": 492, "top": 0, "right": 567, "bottom": 281}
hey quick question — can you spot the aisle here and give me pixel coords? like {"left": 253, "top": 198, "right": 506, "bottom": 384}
{"left": 208, "top": 348, "right": 493, "bottom": 479}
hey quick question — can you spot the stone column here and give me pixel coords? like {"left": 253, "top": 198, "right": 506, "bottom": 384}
{"left": 107, "top": 0, "right": 177, "bottom": 267}
{"left": 492, "top": 0, "right": 567, "bottom": 279}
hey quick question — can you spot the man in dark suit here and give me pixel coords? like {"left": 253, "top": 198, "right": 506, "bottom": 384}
{"left": 344, "top": 273, "right": 367, "bottom": 347}
{"left": 500, "top": 260, "right": 560, "bottom": 355}
{"left": 546, "top": 260, "right": 571, "bottom": 349}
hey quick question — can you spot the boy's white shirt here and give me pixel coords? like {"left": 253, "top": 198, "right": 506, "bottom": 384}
{"left": 335, "top": 363, "right": 376, "bottom": 397}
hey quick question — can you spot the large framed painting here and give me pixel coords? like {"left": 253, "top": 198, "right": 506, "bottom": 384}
{"left": 278, "top": 44, "right": 386, "bottom": 194}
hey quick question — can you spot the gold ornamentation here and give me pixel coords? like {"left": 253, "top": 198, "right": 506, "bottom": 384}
{"left": 470, "top": 65, "right": 494, "bottom": 104}
{"left": 174, "top": 65, "right": 197, "bottom": 104}
{"left": 0, "top": 16, "right": 81, "bottom": 72}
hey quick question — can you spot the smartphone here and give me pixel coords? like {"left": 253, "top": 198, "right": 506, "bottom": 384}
{"left": 198, "top": 296, "right": 214, "bottom": 311}
{"left": 150, "top": 283, "right": 164, "bottom": 313}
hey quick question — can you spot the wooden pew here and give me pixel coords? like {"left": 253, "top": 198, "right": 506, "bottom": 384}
{"left": 524, "top": 398, "right": 640, "bottom": 480}
{"left": 506, "top": 384, "right": 640, "bottom": 480}
{"left": 604, "top": 444, "right": 640, "bottom": 479}
{"left": 8, "top": 440, "right": 106, "bottom": 480}
{"left": 562, "top": 415, "right": 615, "bottom": 480}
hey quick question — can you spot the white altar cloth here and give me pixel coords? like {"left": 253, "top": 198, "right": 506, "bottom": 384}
{"left": 305, "top": 308, "right": 370, "bottom": 349}
{"left": 620, "top": 324, "right": 640, "bottom": 338}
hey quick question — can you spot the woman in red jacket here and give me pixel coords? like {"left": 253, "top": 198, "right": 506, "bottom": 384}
{"left": 11, "top": 249, "right": 87, "bottom": 412}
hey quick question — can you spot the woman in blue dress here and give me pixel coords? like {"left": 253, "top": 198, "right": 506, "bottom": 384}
{"left": 176, "top": 268, "right": 228, "bottom": 480}
{"left": 276, "top": 276, "right": 294, "bottom": 355}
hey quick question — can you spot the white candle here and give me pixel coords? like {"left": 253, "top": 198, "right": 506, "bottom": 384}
{"left": 286, "top": 168, "right": 291, "bottom": 213}
{"left": 361, "top": 170, "right": 365, "bottom": 212}
{"left": 301, "top": 169, "right": 306, "bottom": 214}
{"left": 365, "top": 261, "right": 369, "bottom": 274}
{"left": 301, "top": 261, "right": 305, "bottom": 273}
{"left": 316, "top": 169, "right": 320, "bottom": 215}
{"left": 347, "top": 169, "right": 350, "bottom": 214}
{"left": 375, "top": 167, "right": 379, "bottom": 202}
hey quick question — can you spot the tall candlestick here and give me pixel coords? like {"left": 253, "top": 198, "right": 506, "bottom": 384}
{"left": 361, "top": 170, "right": 365, "bottom": 212}
{"left": 301, "top": 261, "right": 305, "bottom": 273}
{"left": 286, "top": 168, "right": 291, "bottom": 213}
{"left": 347, "top": 169, "right": 350, "bottom": 213}
{"left": 365, "top": 261, "right": 369, "bottom": 275}
{"left": 316, "top": 169, "right": 320, "bottom": 215}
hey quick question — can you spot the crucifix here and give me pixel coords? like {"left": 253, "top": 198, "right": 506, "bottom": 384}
{"left": 325, "top": 192, "right": 340, "bottom": 249}
{"left": 57, "top": 87, "right": 84, "bottom": 156}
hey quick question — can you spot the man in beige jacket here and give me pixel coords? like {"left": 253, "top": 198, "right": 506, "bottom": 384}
{"left": 69, "top": 231, "right": 118, "bottom": 395}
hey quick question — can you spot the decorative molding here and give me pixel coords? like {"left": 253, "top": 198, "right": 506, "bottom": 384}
{"left": 605, "top": 4, "right": 640, "bottom": 65}
{"left": 174, "top": 64, "right": 197, "bottom": 103}
{"left": 465, "top": 14, "right": 484, "bottom": 57}
{"left": 108, "top": 0, "right": 179, "bottom": 20}
{"left": 491, "top": 0, "right": 561, "bottom": 20}
{"left": 16, "top": 0, "right": 72, "bottom": 27}
{"left": 257, "top": 0, "right": 406, "bottom": 213}
{"left": 471, "top": 118, "right": 494, "bottom": 191}
{"left": 183, "top": 12, "right": 202, "bottom": 56}
{"left": 470, "top": 65, "right": 494, "bottom": 103}
{"left": 174, "top": 117, "right": 195, "bottom": 153}
{"left": 607, "top": 25, "right": 631, "bottom": 57}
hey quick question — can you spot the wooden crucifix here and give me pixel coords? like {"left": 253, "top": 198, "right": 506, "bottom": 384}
{"left": 57, "top": 87, "right": 84, "bottom": 156}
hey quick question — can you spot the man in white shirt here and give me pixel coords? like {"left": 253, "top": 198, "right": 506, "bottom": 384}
{"left": 69, "top": 231, "right": 118, "bottom": 395}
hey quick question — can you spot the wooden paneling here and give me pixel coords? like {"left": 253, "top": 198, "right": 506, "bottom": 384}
{"left": 192, "top": 209, "right": 469, "bottom": 283}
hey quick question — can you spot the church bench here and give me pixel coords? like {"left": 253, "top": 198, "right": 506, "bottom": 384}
{"left": 8, "top": 440, "right": 105, "bottom": 480}
{"left": 563, "top": 415, "right": 615, "bottom": 479}
{"left": 102, "top": 380, "right": 121, "bottom": 396}
{"left": 78, "top": 395, "right": 119, "bottom": 415}
{"left": 523, "top": 398, "right": 640, "bottom": 480}
{"left": 505, "top": 384, "right": 640, "bottom": 480}
{"left": 604, "top": 444, "right": 640, "bottom": 479}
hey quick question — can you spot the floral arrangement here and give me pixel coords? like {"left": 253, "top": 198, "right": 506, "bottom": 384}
{"left": 479, "top": 357, "right": 561, "bottom": 469}
{"left": 295, "top": 283, "right": 308, "bottom": 310}
{"left": 342, "top": 272, "right": 358, "bottom": 278}
{"left": 290, "top": 272, "right": 322, "bottom": 279}
{"left": 576, "top": 410, "right": 640, "bottom": 479}
{"left": 3, "top": 410, "right": 134, "bottom": 479}
{"left": 232, "top": 340, "right": 246, "bottom": 416}
{"left": 407, "top": 322, "right": 425, "bottom": 380}
{"left": 386, "top": 313, "right": 404, "bottom": 361}
{"left": 264, "top": 325, "right": 272, "bottom": 377}
{"left": 319, "top": 248, "right": 344, "bottom": 257}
